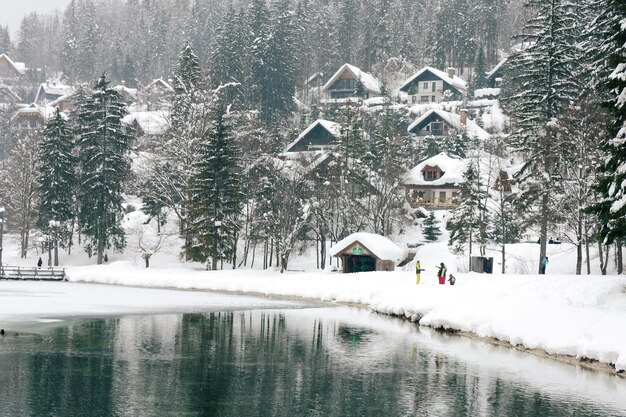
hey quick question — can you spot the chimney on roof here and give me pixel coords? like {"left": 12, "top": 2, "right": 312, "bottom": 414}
{"left": 447, "top": 68, "right": 456, "bottom": 79}
{"left": 460, "top": 109, "right": 468, "bottom": 128}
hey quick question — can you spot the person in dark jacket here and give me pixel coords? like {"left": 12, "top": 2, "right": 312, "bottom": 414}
{"left": 37, "top": 257, "right": 43, "bottom": 268}
{"left": 437, "top": 262, "right": 447, "bottom": 285}
{"left": 448, "top": 274, "right": 456, "bottom": 285}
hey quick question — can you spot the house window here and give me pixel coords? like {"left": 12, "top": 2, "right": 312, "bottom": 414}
{"left": 430, "top": 122, "right": 444, "bottom": 135}
{"left": 424, "top": 170, "right": 439, "bottom": 181}
{"left": 432, "top": 82, "right": 436, "bottom": 92}
{"left": 423, "top": 82, "right": 428, "bottom": 89}
{"left": 432, "top": 95, "right": 436, "bottom": 102}
{"left": 439, "top": 191, "right": 447, "bottom": 200}
{"left": 420, "top": 96, "right": 429, "bottom": 103}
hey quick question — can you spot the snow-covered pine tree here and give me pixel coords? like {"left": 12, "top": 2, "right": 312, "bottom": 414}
{"left": 77, "top": 0, "right": 100, "bottom": 81}
{"left": 210, "top": 8, "right": 246, "bottom": 104}
{"left": 37, "top": 109, "right": 76, "bottom": 266}
{"left": 470, "top": 47, "right": 488, "bottom": 93}
{"left": 588, "top": 0, "right": 626, "bottom": 255}
{"left": 447, "top": 161, "right": 488, "bottom": 260}
{"left": 0, "top": 25, "right": 12, "bottom": 55}
{"left": 251, "top": 0, "right": 300, "bottom": 125}
{"left": 423, "top": 211, "right": 442, "bottom": 241}
{"left": 500, "top": 0, "right": 582, "bottom": 272}
{"left": 77, "top": 73, "right": 133, "bottom": 264}
{"left": 186, "top": 95, "right": 244, "bottom": 270}
{"left": 61, "top": 0, "right": 80, "bottom": 81}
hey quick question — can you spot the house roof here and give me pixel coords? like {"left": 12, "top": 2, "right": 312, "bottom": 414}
{"left": 399, "top": 66, "right": 468, "bottom": 94}
{"left": 35, "top": 83, "right": 75, "bottom": 103}
{"left": 113, "top": 85, "right": 139, "bottom": 100}
{"left": 122, "top": 111, "right": 169, "bottom": 135}
{"left": 0, "top": 54, "right": 26, "bottom": 75}
{"left": 323, "top": 63, "right": 381, "bottom": 94}
{"left": 404, "top": 152, "right": 467, "bottom": 186}
{"left": 330, "top": 232, "right": 403, "bottom": 261}
{"left": 144, "top": 78, "right": 173, "bottom": 92}
{"left": 407, "top": 109, "right": 490, "bottom": 140}
{"left": 284, "top": 119, "right": 341, "bottom": 152}
{"left": 486, "top": 57, "right": 508, "bottom": 79}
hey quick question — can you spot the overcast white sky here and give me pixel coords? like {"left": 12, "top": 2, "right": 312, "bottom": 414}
{"left": 1, "top": 0, "right": 72, "bottom": 37}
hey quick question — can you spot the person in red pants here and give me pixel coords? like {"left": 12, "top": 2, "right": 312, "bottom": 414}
{"left": 437, "top": 262, "right": 447, "bottom": 285}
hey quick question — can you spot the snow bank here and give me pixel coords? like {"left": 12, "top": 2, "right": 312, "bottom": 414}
{"left": 51, "top": 263, "right": 626, "bottom": 372}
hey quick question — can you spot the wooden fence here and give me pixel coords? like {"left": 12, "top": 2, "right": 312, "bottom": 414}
{"left": 0, "top": 266, "right": 66, "bottom": 281}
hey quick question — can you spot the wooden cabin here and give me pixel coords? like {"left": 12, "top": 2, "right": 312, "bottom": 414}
{"left": 330, "top": 233, "right": 402, "bottom": 273}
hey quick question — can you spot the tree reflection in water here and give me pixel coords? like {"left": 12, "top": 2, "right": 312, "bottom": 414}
{"left": 0, "top": 308, "right": 624, "bottom": 417}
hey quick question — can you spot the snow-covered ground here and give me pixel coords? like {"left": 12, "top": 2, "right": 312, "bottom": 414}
{"left": 1, "top": 209, "right": 625, "bottom": 373}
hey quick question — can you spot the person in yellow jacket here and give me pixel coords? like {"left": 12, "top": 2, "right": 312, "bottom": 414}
{"left": 415, "top": 260, "right": 425, "bottom": 284}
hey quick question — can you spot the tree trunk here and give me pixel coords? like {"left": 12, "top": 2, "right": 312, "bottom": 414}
{"left": 575, "top": 213, "right": 582, "bottom": 275}
{"left": 97, "top": 238, "right": 104, "bottom": 265}
{"left": 501, "top": 242, "right": 506, "bottom": 274}
{"left": 617, "top": 239, "right": 623, "bottom": 274}
{"left": 585, "top": 234, "right": 591, "bottom": 275}
{"left": 598, "top": 241, "right": 607, "bottom": 275}
{"left": 145, "top": 256, "right": 150, "bottom": 268}
{"left": 538, "top": 194, "right": 549, "bottom": 273}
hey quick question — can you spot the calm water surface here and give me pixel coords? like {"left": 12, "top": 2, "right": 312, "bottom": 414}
{"left": 0, "top": 305, "right": 625, "bottom": 417}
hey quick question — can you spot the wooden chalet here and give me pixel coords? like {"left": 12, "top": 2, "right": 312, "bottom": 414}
{"left": 0, "top": 54, "right": 26, "bottom": 80}
{"left": 403, "top": 152, "right": 466, "bottom": 209}
{"left": 330, "top": 233, "right": 402, "bottom": 273}
{"left": 284, "top": 119, "right": 341, "bottom": 152}
{"left": 322, "top": 63, "right": 381, "bottom": 100}
{"left": 407, "top": 109, "right": 489, "bottom": 141}
{"left": 399, "top": 67, "right": 467, "bottom": 104}
{"left": 10, "top": 104, "right": 53, "bottom": 132}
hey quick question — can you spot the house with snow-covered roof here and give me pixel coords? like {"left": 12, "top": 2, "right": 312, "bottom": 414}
{"left": 284, "top": 119, "right": 341, "bottom": 153}
{"left": 407, "top": 109, "right": 490, "bottom": 141}
{"left": 0, "top": 54, "right": 26, "bottom": 81}
{"left": 10, "top": 104, "right": 56, "bottom": 132}
{"left": 322, "top": 63, "right": 381, "bottom": 101}
{"left": 122, "top": 111, "right": 169, "bottom": 139}
{"left": 35, "top": 82, "right": 75, "bottom": 106}
{"left": 403, "top": 152, "right": 467, "bottom": 209}
{"left": 330, "top": 232, "right": 402, "bottom": 273}
{"left": 399, "top": 67, "right": 467, "bottom": 104}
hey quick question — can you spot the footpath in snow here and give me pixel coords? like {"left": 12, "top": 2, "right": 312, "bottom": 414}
{"left": 58, "top": 262, "right": 626, "bottom": 373}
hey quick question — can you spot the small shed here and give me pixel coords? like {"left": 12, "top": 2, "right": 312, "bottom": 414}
{"left": 330, "top": 233, "right": 402, "bottom": 273}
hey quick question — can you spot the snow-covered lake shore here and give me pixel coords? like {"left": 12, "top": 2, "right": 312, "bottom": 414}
{"left": 3, "top": 262, "right": 621, "bottom": 373}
